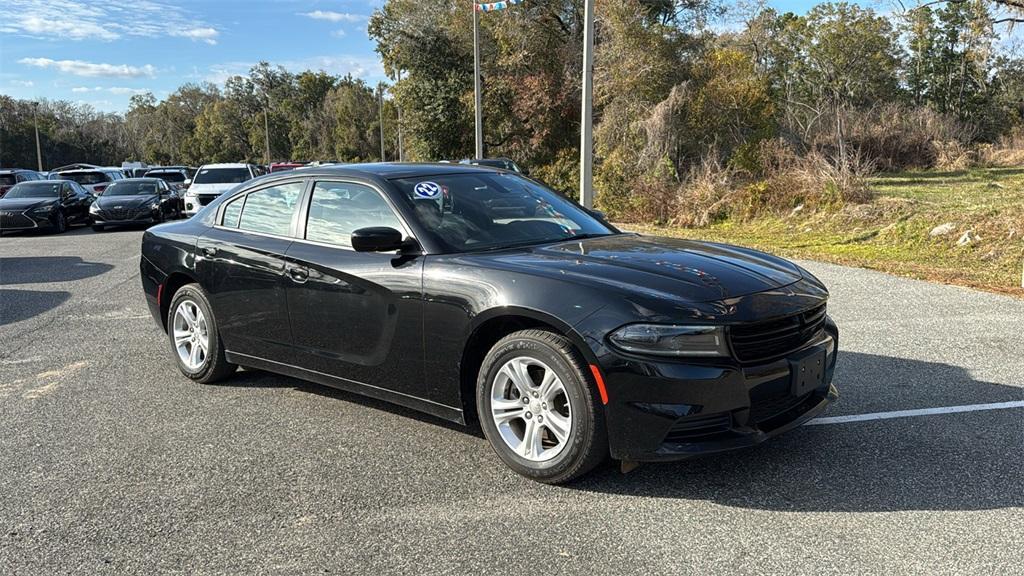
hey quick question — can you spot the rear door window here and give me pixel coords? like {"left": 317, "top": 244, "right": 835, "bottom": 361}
{"left": 236, "top": 182, "right": 304, "bottom": 236}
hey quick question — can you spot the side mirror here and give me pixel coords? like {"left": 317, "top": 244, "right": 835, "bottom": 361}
{"left": 586, "top": 207, "right": 607, "bottom": 221}
{"left": 183, "top": 179, "right": 192, "bottom": 187}
{"left": 351, "top": 227, "right": 406, "bottom": 252}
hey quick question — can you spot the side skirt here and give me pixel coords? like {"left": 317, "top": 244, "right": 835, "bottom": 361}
{"left": 225, "top": 351, "right": 465, "bottom": 424}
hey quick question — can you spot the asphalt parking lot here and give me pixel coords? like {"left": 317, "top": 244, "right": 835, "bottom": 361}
{"left": 1, "top": 226, "right": 1022, "bottom": 575}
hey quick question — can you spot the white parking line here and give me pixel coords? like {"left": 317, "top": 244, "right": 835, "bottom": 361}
{"left": 806, "top": 400, "right": 1024, "bottom": 425}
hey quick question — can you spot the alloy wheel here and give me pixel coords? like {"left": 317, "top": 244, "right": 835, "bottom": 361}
{"left": 490, "top": 356, "right": 573, "bottom": 462}
{"left": 172, "top": 299, "right": 209, "bottom": 370}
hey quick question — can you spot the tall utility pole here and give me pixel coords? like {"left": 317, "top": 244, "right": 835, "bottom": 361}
{"left": 579, "top": 0, "right": 595, "bottom": 208}
{"left": 396, "top": 69, "right": 405, "bottom": 162}
{"left": 33, "top": 101, "right": 43, "bottom": 171}
{"left": 263, "top": 104, "right": 271, "bottom": 166}
{"left": 378, "top": 84, "right": 387, "bottom": 162}
{"left": 473, "top": 4, "right": 484, "bottom": 159}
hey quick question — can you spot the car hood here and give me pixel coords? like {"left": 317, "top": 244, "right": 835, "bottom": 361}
{"left": 0, "top": 198, "right": 57, "bottom": 211}
{"left": 95, "top": 195, "right": 157, "bottom": 209}
{"left": 188, "top": 183, "right": 236, "bottom": 195}
{"left": 474, "top": 234, "right": 805, "bottom": 303}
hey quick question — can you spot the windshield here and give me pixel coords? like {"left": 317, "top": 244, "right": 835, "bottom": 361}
{"left": 0, "top": 175, "right": 16, "bottom": 186}
{"left": 146, "top": 171, "right": 186, "bottom": 183}
{"left": 59, "top": 172, "right": 109, "bottom": 185}
{"left": 104, "top": 181, "right": 160, "bottom": 197}
{"left": 4, "top": 181, "right": 61, "bottom": 199}
{"left": 391, "top": 173, "right": 614, "bottom": 253}
{"left": 193, "top": 167, "right": 250, "bottom": 184}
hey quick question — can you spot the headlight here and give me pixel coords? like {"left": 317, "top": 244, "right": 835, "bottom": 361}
{"left": 29, "top": 205, "right": 55, "bottom": 215}
{"left": 608, "top": 324, "right": 728, "bottom": 357}
{"left": 89, "top": 203, "right": 100, "bottom": 213}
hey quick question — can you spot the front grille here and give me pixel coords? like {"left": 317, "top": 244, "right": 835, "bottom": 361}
{"left": 663, "top": 412, "right": 734, "bottom": 444}
{"left": 197, "top": 195, "right": 218, "bottom": 206}
{"left": 750, "top": 392, "right": 812, "bottom": 424}
{"left": 729, "top": 304, "right": 827, "bottom": 363}
{"left": 0, "top": 211, "right": 33, "bottom": 229}
{"left": 101, "top": 208, "right": 133, "bottom": 221}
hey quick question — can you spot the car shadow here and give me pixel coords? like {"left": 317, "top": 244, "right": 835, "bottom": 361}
{"left": 0, "top": 288, "right": 72, "bottom": 325}
{"left": 569, "top": 351, "right": 1023, "bottom": 512}
{"left": 211, "top": 351, "right": 1022, "bottom": 511}
{"left": 0, "top": 257, "right": 113, "bottom": 285}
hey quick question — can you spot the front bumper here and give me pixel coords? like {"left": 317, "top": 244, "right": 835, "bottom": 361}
{"left": 0, "top": 210, "right": 56, "bottom": 230}
{"left": 596, "top": 319, "right": 839, "bottom": 462}
{"left": 184, "top": 194, "right": 219, "bottom": 215}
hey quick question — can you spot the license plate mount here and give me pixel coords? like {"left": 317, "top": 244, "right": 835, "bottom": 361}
{"left": 790, "top": 346, "right": 827, "bottom": 396}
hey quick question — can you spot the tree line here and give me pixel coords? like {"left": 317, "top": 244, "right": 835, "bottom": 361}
{"left": 1, "top": 0, "right": 1022, "bottom": 221}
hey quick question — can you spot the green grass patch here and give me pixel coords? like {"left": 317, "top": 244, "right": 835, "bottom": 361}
{"left": 626, "top": 167, "right": 1024, "bottom": 296}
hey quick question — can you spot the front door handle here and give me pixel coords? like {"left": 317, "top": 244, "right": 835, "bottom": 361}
{"left": 286, "top": 265, "right": 309, "bottom": 284}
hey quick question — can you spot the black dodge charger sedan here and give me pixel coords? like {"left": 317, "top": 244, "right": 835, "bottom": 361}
{"left": 140, "top": 163, "right": 838, "bottom": 483}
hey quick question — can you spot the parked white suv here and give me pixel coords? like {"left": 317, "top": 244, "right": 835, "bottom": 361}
{"left": 183, "top": 163, "right": 258, "bottom": 215}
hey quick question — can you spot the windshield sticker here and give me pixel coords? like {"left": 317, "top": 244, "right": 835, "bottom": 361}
{"left": 414, "top": 181, "right": 442, "bottom": 199}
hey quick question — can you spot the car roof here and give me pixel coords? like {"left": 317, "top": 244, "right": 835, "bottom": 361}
{"left": 198, "top": 163, "right": 252, "bottom": 169}
{"left": 282, "top": 162, "right": 504, "bottom": 180}
{"left": 57, "top": 168, "right": 119, "bottom": 173}
{"left": 119, "top": 177, "right": 162, "bottom": 182}
{"left": 145, "top": 168, "right": 185, "bottom": 172}
{"left": 0, "top": 168, "right": 32, "bottom": 173}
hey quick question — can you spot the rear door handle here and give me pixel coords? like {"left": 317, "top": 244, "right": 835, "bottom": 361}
{"left": 286, "top": 265, "right": 309, "bottom": 284}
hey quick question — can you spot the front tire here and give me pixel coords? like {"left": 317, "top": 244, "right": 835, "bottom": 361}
{"left": 476, "top": 329, "right": 608, "bottom": 484}
{"left": 167, "top": 283, "right": 236, "bottom": 383}
{"left": 52, "top": 211, "right": 67, "bottom": 234}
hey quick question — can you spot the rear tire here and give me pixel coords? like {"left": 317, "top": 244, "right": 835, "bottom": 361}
{"left": 476, "top": 329, "right": 608, "bottom": 484}
{"left": 167, "top": 283, "right": 236, "bottom": 384}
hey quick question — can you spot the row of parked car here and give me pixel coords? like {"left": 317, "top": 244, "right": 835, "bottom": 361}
{"left": 0, "top": 158, "right": 523, "bottom": 235}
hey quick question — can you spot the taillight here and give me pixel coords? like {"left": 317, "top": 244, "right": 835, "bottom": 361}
{"left": 93, "top": 185, "right": 107, "bottom": 193}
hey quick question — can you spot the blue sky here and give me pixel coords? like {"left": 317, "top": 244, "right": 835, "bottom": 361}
{"left": 0, "top": 0, "right": 1010, "bottom": 113}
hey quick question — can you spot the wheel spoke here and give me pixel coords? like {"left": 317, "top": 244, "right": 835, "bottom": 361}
{"left": 501, "top": 362, "right": 532, "bottom": 398}
{"left": 189, "top": 341, "right": 202, "bottom": 367}
{"left": 544, "top": 411, "right": 571, "bottom": 444}
{"left": 492, "top": 407, "right": 526, "bottom": 425}
{"left": 173, "top": 330, "right": 191, "bottom": 347}
{"left": 519, "top": 418, "right": 539, "bottom": 458}
{"left": 181, "top": 304, "right": 197, "bottom": 325}
{"left": 538, "top": 369, "right": 559, "bottom": 400}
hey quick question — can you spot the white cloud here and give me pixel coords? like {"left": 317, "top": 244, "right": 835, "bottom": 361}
{"left": 172, "top": 27, "right": 219, "bottom": 45}
{"left": 301, "top": 10, "right": 363, "bottom": 23}
{"left": 0, "top": 0, "right": 220, "bottom": 44}
{"left": 332, "top": 29, "right": 347, "bottom": 38}
{"left": 10, "top": 79, "right": 35, "bottom": 87}
{"left": 20, "top": 58, "right": 156, "bottom": 78}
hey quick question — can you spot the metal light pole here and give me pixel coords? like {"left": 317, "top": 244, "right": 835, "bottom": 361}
{"left": 579, "top": 0, "right": 595, "bottom": 208}
{"left": 33, "top": 101, "right": 43, "bottom": 171}
{"left": 473, "top": 4, "right": 484, "bottom": 159}
{"left": 263, "top": 104, "right": 271, "bottom": 166}
{"left": 378, "top": 84, "right": 387, "bottom": 162}
{"left": 396, "top": 69, "right": 405, "bottom": 162}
